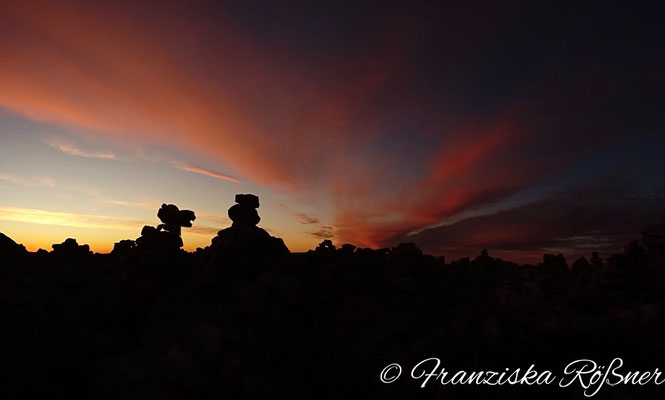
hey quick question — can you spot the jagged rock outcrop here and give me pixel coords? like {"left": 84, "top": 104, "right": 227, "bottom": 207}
{"left": 51, "top": 238, "right": 91, "bottom": 257}
{"left": 0, "top": 232, "right": 27, "bottom": 260}
{"left": 1, "top": 204, "right": 665, "bottom": 398}
{"left": 111, "top": 239, "right": 136, "bottom": 256}
{"left": 314, "top": 239, "right": 335, "bottom": 253}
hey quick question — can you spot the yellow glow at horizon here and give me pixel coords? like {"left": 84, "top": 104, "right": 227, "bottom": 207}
{"left": 0, "top": 205, "right": 150, "bottom": 230}
{"left": 0, "top": 205, "right": 318, "bottom": 253}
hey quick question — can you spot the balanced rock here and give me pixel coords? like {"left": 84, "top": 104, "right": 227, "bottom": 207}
{"left": 135, "top": 204, "right": 195, "bottom": 252}
{"left": 228, "top": 194, "right": 260, "bottom": 228}
{"left": 157, "top": 203, "right": 196, "bottom": 236}
{"left": 206, "top": 194, "right": 290, "bottom": 275}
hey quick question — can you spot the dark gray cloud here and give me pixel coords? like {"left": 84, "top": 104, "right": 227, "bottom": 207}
{"left": 310, "top": 228, "right": 335, "bottom": 240}
{"left": 394, "top": 177, "right": 665, "bottom": 262}
{"left": 274, "top": 202, "right": 321, "bottom": 225}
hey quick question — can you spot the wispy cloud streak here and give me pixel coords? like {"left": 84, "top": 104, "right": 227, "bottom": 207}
{"left": 0, "top": 205, "right": 221, "bottom": 240}
{"left": 274, "top": 202, "right": 320, "bottom": 225}
{"left": 310, "top": 228, "right": 334, "bottom": 239}
{"left": 172, "top": 162, "right": 242, "bottom": 183}
{"left": 274, "top": 202, "right": 335, "bottom": 240}
{"left": 99, "top": 199, "right": 160, "bottom": 210}
{"left": 0, "top": 174, "right": 55, "bottom": 188}
{"left": 46, "top": 139, "right": 117, "bottom": 160}
{"left": 0, "top": 205, "right": 148, "bottom": 229}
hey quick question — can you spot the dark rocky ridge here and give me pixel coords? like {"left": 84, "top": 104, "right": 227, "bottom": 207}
{"left": 1, "top": 196, "right": 665, "bottom": 399}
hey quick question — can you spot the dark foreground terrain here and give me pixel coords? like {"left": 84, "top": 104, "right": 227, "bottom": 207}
{"left": 2, "top": 202, "right": 665, "bottom": 399}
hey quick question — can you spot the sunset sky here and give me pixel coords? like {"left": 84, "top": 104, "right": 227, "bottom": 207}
{"left": 1, "top": 1, "right": 664, "bottom": 262}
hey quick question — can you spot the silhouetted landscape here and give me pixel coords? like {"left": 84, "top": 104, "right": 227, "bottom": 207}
{"left": 3, "top": 0, "right": 665, "bottom": 398}
{"left": 2, "top": 194, "right": 665, "bottom": 399}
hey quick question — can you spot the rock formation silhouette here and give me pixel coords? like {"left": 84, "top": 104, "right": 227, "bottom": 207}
{"left": 2, "top": 209, "right": 665, "bottom": 399}
{"left": 206, "top": 194, "right": 290, "bottom": 277}
{"left": 228, "top": 193, "right": 260, "bottom": 227}
{"left": 157, "top": 203, "right": 196, "bottom": 236}
{"left": 0, "top": 232, "right": 27, "bottom": 266}
{"left": 51, "top": 238, "right": 91, "bottom": 257}
{"left": 111, "top": 239, "right": 136, "bottom": 256}
{"left": 135, "top": 203, "right": 196, "bottom": 251}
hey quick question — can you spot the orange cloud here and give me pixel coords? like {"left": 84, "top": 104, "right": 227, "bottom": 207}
{"left": 0, "top": 1, "right": 570, "bottom": 254}
{"left": 0, "top": 1, "right": 406, "bottom": 192}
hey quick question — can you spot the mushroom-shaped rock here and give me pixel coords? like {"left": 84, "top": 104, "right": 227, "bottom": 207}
{"left": 135, "top": 203, "right": 195, "bottom": 252}
{"left": 157, "top": 203, "right": 196, "bottom": 236}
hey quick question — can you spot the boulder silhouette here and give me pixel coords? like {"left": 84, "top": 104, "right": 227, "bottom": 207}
{"left": 51, "top": 238, "right": 91, "bottom": 257}
{"left": 315, "top": 239, "right": 335, "bottom": 252}
{"left": 206, "top": 194, "right": 289, "bottom": 276}
{"left": 111, "top": 239, "right": 136, "bottom": 256}
{"left": 0, "top": 232, "right": 27, "bottom": 266}
{"left": 0, "top": 232, "right": 26, "bottom": 259}
{"left": 136, "top": 225, "right": 183, "bottom": 250}
{"left": 227, "top": 193, "right": 260, "bottom": 228}
{"left": 134, "top": 204, "right": 196, "bottom": 252}
{"left": 157, "top": 203, "right": 196, "bottom": 236}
